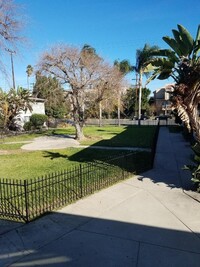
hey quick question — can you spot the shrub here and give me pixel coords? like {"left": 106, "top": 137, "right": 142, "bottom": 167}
{"left": 30, "top": 114, "right": 48, "bottom": 129}
{"left": 23, "top": 121, "right": 33, "bottom": 131}
{"left": 183, "top": 141, "right": 200, "bottom": 192}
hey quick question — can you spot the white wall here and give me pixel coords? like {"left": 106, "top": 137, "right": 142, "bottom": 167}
{"left": 17, "top": 100, "right": 45, "bottom": 126}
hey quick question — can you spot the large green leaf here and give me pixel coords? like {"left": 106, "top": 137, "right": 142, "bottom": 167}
{"left": 194, "top": 24, "right": 200, "bottom": 44}
{"left": 150, "top": 57, "right": 174, "bottom": 68}
{"left": 154, "top": 48, "right": 175, "bottom": 58}
{"left": 172, "top": 29, "right": 191, "bottom": 56}
{"left": 193, "top": 25, "right": 200, "bottom": 58}
{"left": 146, "top": 57, "right": 174, "bottom": 82}
{"left": 177, "top": 24, "right": 194, "bottom": 56}
{"left": 172, "top": 29, "right": 181, "bottom": 42}
{"left": 162, "top": 36, "right": 182, "bottom": 56}
{"left": 146, "top": 68, "right": 161, "bottom": 83}
{"left": 157, "top": 71, "right": 171, "bottom": 80}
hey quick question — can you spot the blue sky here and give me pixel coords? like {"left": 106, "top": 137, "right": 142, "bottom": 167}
{"left": 2, "top": 0, "right": 200, "bottom": 94}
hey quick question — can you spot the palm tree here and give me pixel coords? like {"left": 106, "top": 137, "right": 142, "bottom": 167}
{"left": 26, "top": 65, "right": 33, "bottom": 90}
{"left": 134, "top": 44, "right": 160, "bottom": 121}
{"left": 114, "top": 59, "right": 132, "bottom": 75}
{"left": 114, "top": 59, "right": 132, "bottom": 125}
{"left": 149, "top": 24, "right": 200, "bottom": 142}
{"left": 0, "top": 87, "right": 33, "bottom": 130}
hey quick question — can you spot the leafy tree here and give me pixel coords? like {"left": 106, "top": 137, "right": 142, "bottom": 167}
{"left": 0, "top": 0, "right": 25, "bottom": 74}
{"left": 33, "top": 72, "right": 70, "bottom": 119}
{"left": 149, "top": 24, "right": 200, "bottom": 142}
{"left": 123, "top": 87, "right": 151, "bottom": 118}
{"left": 0, "top": 87, "right": 32, "bottom": 130}
{"left": 37, "top": 44, "right": 124, "bottom": 140}
{"left": 147, "top": 24, "right": 200, "bottom": 190}
{"left": 114, "top": 59, "right": 132, "bottom": 75}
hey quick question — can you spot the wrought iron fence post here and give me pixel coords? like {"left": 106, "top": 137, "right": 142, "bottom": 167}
{"left": 24, "top": 180, "right": 29, "bottom": 223}
{"left": 79, "top": 164, "right": 83, "bottom": 198}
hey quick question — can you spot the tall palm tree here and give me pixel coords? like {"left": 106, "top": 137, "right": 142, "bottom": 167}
{"left": 114, "top": 59, "right": 132, "bottom": 75}
{"left": 26, "top": 65, "right": 33, "bottom": 90}
{"left": 135, "top": 44, "right": 160, "bottom": 119}
{"left": 149, "top": 24, "right": 200, "bottom": 142}
{"left": 134, "top": 44, "right": 159, "bottom": 120}
{"left": 114, "top": 59, "right": 132, "bottom": 125}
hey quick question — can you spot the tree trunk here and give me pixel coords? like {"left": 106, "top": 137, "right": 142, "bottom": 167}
{"left": 99, "top": 101, "right": 102, "bottom": 127}
{"left": 70, "top": 92, "right": 85, "bottom": 140}
{"left": 74, "top": 122, "right": 84, "bottom": 140}
{"left": 177, "top": 82, "right": 200, "bottom": 143}
{"left": 117, "top": 95, "right": 121, "bottom": 126}
{"left": 138, "top": 74, "right": 142, "bottom": 126}
{"left": 185, "top": 83, "right": 200, "bottom": 143}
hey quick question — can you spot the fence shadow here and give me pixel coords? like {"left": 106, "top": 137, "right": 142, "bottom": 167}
{"left": 43, "top": 125, "right": 157, "bottom": 172}
{"left": 1, "top": 211, "right": 200, "bottom": 266}
{"left": 136, "top": 127, "right": 195, "bottom": 191}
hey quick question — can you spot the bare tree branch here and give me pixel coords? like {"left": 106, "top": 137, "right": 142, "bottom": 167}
{"left": 37, "top": 44, "right": 126, "bottom": 140}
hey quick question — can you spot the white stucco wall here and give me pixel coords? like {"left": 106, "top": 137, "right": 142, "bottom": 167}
{"left": 16, "top": 98, "right": 45, "bottom": 126}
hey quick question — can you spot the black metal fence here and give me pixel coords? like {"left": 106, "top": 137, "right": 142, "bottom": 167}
{"left": 0, "top": 124, "right": 160, "bottom": 223}
{"left": 0, "top": 154, "right": 140, "bottom": 223}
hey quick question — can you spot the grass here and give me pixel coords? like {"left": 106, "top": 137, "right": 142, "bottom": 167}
{"left": 51, "top": 125, "right": 156, "bottom": 147}
{"left": 0, "top": 125, "right": 156, "bottom": 179}
{"left": 0, "top": 143, "right": 24, "bottom": 150}
{"left": 0, "top": 132, "right": 42, "bottom": 143}
{"left": 0, "top": 148, "right": 152, "bottom": 179}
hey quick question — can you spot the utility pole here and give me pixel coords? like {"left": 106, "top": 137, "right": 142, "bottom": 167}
{"left": 132, "top": 73, "right": 139, "bottom": 118}
{"left": 135, "top": 73, "right": 138, "bottom": 118}
{"left": 6, "top": 48, "right": 16, "bottom": 89}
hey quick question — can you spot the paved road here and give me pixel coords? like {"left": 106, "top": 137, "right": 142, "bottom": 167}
{"left": 1, "top": 127, "right": 200, "bottom": 266}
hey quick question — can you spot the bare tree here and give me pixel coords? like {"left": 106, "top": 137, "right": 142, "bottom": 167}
{"left": 0, "top": 0, "right": 25, "bottom": 74}
{"left": 86, "top": 66, "right": 125, "bottom": 126}
{"left": 37, "top": 44, "right": 124, "bottom": 140}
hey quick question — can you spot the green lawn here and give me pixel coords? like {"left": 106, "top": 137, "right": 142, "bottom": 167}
{"left": 0, "top": 132, "right": 43, "bottom": 143}
{"left": 0, "top": 125, "right": 156, "bottom": 179}
{"left": 51, "top": 125, "right": 156, "bottom": 147}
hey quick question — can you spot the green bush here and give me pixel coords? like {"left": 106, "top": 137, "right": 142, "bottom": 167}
{"left": 23, "top": 121, "right": 33, "bottom": 131}
{"left": 30, "top": 114, "right": 48, "bottom": 129}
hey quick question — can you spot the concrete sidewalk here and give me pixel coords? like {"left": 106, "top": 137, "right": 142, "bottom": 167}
{"left": 1, "top": 127, "right": 200, "bottom": 266}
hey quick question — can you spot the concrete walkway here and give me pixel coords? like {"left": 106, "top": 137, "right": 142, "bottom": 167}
{"left": 20, "top": 135, "right": 150, "bottom": 152}
{"left": 1, "top": 127, "right": 200, "bottom": 266}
